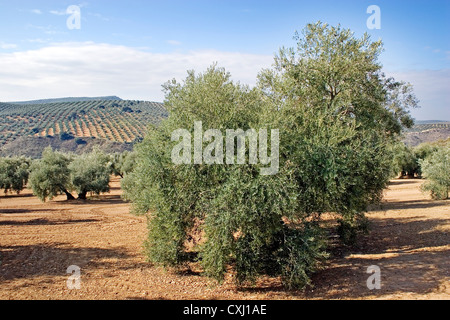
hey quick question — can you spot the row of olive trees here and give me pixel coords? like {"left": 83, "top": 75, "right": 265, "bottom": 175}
{"left": 391, "top": 141, "right": 443, "bottom": 178}
{"left": 0, "top": 148, "right": 135, "bottom": 201}
{"left": 122, "top": 22, "right": 420, "bottom": 289}
{"left": 391, "top": 140, "right": 449, "bottom": 199}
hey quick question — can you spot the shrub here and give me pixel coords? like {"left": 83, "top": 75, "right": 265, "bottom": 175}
{"left": 0, "top": 156, "right": 31, "bottom": 194}
{"left": 391, "top": 143, "right": 419, "bottom": 177}
{"left": 420, "top": 146, "right": 450, "bottom": 199}
{"left": 123, "top": 23, "right": 416, "bottom": 289}
{"left": 75, "top": 137, "right": 87, "bottom": 145}
{"left": 60, "top": 132, "right": 74, "bottom": 141}
{"left": 29, "top": 147, "right": 75, "bottom": 201}
{"left": 69, "top": 148, "right": 111, "bottom": 199}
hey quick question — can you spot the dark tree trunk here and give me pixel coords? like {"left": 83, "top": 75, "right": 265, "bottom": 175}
{"left": 78, "top": 191, "right": 87, "bottom": 200}
{"left": 63, "top": 189, "right": 75, "bottom": 200}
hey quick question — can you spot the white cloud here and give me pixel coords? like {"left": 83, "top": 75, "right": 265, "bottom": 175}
{"left": 0, "top": 42, "right": 274, "bottom": 102}
{"left": 49, "top": 10, "right": 67, "bottom": 16}
{"left": 386, "top": 69, "right": 450, "bottom": 120}
{"left": 26, "top": 38, "right": 51, "bottom": 44}
{"left": 31, "top": 9, "right": 42, "bottom": 14}
{"left": 88, "top": 12, "right": 110, "bottom": 21}
{"left": 167, "top": 40, "right": 182, "bottom": 46}
{"left": 27, "top": 24, "right": 66, "bottom": 35}
{"left": 0, "top": 42, "right": 17, "bottom": 49}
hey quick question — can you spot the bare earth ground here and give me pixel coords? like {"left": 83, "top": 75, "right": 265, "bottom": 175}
{"left": 0, "top": 178, "right": 448, "bottom": 300}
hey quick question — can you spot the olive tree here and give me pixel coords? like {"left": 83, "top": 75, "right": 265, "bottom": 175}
{"left": 29, "top": 147, "right": 75, "bottom": 201}
{"left": 391, "top": 143, "right": 419, "bottom": 178}
{"left": 0, "top": 156, "right": 31, "bottom": 194}
{"left": 123, "top": 22, "right": 418, "bottom": 289}
{"left": 69, "top": 148, "right": 111, "bottom": 199}
{"left": 258, "top": 22, "right": 417, "bottom": 243}
{"left": 111, "top": 151, "right": 136, "bottom": 178}
{"left": 420, "top": 146, "right": 450, "bottom": 199}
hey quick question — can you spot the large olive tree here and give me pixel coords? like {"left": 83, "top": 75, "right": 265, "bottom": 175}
{"left": 123, "top": 22, "right": 417, "bottom": 289}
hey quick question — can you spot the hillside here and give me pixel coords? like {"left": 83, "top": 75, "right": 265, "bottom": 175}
{"left": 0, "top": 136, "right": 133, "bottom": 159}
{"left": 403, "top": 121, "right": 450, "bottom": 147}
{"left": 2, "top": 99, "right": 448, "bottom": 156}
{"left": 0, "top": 99, "right": 168, "bottom": 156}
{"left": 8, "top": 96, "right": 122, "bottom": 105}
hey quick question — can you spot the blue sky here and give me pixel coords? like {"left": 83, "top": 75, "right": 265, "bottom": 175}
{"left": 0, "top": 0, "right": 449, "bottom": 120}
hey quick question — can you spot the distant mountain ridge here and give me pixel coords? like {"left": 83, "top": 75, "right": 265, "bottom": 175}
{"left": 8, "top": 96, "right": 122, "bottom": 105}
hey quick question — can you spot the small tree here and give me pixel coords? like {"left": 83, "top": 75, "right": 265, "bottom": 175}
{"left": 69, "top": 148, "right": 111, "bottom": 199}
{"left": 60, "top": 132, "right": 74, "bottom": 141}
{"left": 111, "top": 151, "right": 136, "bottom": 178}
{"left": 420, "top": 146, "right": 450, "bottom": 199}
{"left": 392, "top": 143, "right": 419, "bottom": 178}
{"left": 413, "top": 142, "right": 440, "bottom": 177}
{"left": 0, "top": 157, "right": 31, "bottom": 194}
{"left": 29, "top": 147, "right": 75, "bottom": 201}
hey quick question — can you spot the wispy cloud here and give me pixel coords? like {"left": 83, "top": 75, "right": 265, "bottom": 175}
{"left": 26, "top": 38, "right": 52, "bottom": 44}
{"left": 49, "top": 2, "right": 88, "bottom": 16}
{"left": 31, "top": 9, "right": 42, "bottom": 14}
{"left": 49, "top": 9, "right": 67, "bottom": 16}
{"left": 88, "top": 12, "right": 110, "bottom": 21}
{"left": 167, "top": 40, "right": 182, "bottom": 46}
{"left": 27, "top": 24, "right": 66, "bottom": 35}
{"left": 0, "top": 42, "right": 18, "bottom": 49}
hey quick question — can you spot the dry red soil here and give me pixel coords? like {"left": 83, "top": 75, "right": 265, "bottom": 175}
{"left": 0, "top": 178, "right": 448, "bottom": 300}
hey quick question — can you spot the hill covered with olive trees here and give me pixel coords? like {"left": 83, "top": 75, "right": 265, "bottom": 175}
{"left": 0, "top": 97, "right": 168, "bottom": 158}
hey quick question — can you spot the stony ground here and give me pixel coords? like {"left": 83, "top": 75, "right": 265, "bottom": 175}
{"left": 0, "top": 178, "right": 448, "bottom": 300}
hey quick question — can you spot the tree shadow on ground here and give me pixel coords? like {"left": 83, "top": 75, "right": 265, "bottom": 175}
{"left": 237, "top": 213, "right": 449, "bottom": 298}
{"left": 300, "top": 215, "right": 449, "bottom": 299}
{"left": 387, "top": 179, "right": 422, "bottom": 186}
{"left": 0, "top": 218, "right": 99, "bottom": 226}
{"left": 1, "top": 193, "right": 35, "bottom": 199}
{"left": 59, "top": 194, "right": 128, "bottom": 205}
{"left": 377, "top": 199, "right": 449, "bottom": 211}
{"left": 0, "top": 243, "right": 132, "bottom": 282}
{"left": 0, "top": 208, "right": 61, "bottom": 214}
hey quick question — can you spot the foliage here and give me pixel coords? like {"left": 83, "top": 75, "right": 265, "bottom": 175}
{"left": 420, "top": 146, "right": 450, "bottom": 199}
{"left": 29, "top": 147, "right": 75, "bottom": 201}
{"left": 391, "top": 140, "right": 444, "bottom": 178}
{"left": 0, "top": 156, "right": 31, "bottom": 194}
{"left": 123, "top": 22, "right": 417, "bottom": 289}
{"left": 414, "top": 142, "right": 439, "bottom": 161}
{"left": 69, "top": 148, "right": 112, "bottom": 199}
{"left": 0, "top": 99, "right": 168, "bottom": 147}
{"left": 258, "top": 22, "right": 414, "bottom": 243}
{"left": 60, "top": 132, "right": 75, "bottom": 141}
{"left": 111, "top": 151, "right": 136, "bottom": 178}
{"left": 391, "top": 143, "right": 420, "bottom": 177}
{"left": 75, "top": 137, "right": 87, "bottom": 145}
